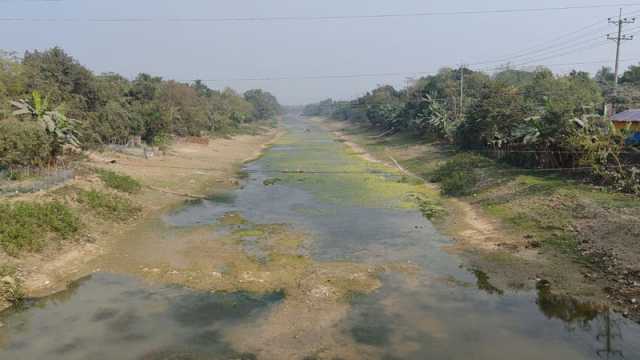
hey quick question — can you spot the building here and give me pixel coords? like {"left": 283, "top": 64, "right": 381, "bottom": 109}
{"left": 611, "top": 109, "right": 640, "bottom": 144}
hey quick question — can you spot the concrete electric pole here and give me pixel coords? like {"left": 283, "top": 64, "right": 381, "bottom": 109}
{"left": 608, "top": 8, "right": 635, "bottom": 98}
{"left": 459, "top": 65, "right": 465, "bottom": 119}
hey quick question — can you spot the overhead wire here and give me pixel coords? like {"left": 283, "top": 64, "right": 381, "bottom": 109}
{"left": 2, "top": 3, "right": 640, "bottom": 22}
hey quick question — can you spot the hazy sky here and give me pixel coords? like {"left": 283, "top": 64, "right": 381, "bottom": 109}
{"left": 2, "top": 0, "right": 640, "bottom": 104}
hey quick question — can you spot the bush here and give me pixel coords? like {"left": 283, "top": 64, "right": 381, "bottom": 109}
{"left": 96, "top": 169, "right": 142, "bottom": 193}
{"left": 430, "top": 153, "right": 491, "bottom": 196}
{"left": 441, "top": 171, "right": 479, "bottom": 196}
{"left": 0, "top": 119, "right": 52, "bottom": 168}
{"left": 0, "top": 201, "right": 79, "bottom": 255}
{"left": 417, "top": 197, "right": 447, "bottom": 219}
{"left": 78, "top": 189, "right": 141, "bottom": 221}
{"left": 430, "top": 153, "right": 492, "bottom": 182}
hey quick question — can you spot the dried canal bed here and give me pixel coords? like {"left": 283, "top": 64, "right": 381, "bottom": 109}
{"left": 2, "top": 115, "right": 640, "bottom": 359}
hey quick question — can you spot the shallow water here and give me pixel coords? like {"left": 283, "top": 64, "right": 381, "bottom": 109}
{"left": 0, "top": 273, "right": 282, "bottom": 360}
{"left": 2, "top": 115, "right": 640, "bottom": 359}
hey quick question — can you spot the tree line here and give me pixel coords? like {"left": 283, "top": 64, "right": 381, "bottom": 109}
{"left": 0, "top": 47, "right": 282, "bottom": 168}
{"left": 304, "top": 65, "right": 640, "bottom": 193}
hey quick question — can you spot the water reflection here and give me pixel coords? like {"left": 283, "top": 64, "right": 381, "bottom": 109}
{"left": 471, "top": 269, "right": 504, "bottom": 296}
{"left": 0, "top": 273, "right": 283, "bottom": 360}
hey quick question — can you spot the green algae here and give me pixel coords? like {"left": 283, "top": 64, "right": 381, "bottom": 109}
{"left": 259, "top": 126, "right": 439, "bottom": 211}
{"left": 219, "top": 212, "right": 248, "bottom": 225}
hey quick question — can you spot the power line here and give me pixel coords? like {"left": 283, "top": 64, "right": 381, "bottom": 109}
{"left": 180, "top": 71, "right": 436, "bottom": 82}
{"left": 469, "top": 8, "right": 640, "bottom": 67}
{"left": 467, "top": 19, "right": 610, "bottom": 66}
{"left": 3, "top": 4, "right": 640, "bottom": 22}
{"left": 176, "top": 59, "right": 638, "bottom": 84}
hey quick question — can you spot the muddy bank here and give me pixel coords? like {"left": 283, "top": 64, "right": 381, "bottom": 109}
{"left": 0, "top": 127, "right": 282, "bottom": 310}
{"left": 321, "top": 118, "right": 640, "bottom": 321}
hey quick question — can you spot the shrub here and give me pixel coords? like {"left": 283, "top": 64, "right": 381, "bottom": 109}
{"left": 0, "top": 201, "right": 79, "bottom": 255}
{"left": 0, "top": 119, "right": 52, "bottom": 168}
{"left": 417, "top": 197, "right": 447, "bottom": 219}
{"left": 96, "top": 169, "right": 142, "bottom": 193}
{"left": 430, "top": 153, "right": 492, "bottom": 182}
{"left": 78, "top": 189, "right": 141, "bottom": 221}
{"left": 430, "top": 153, "right": 492, "bottom": 196}
{"left": 441, "top": 171, "right": 479, "bottom": 196}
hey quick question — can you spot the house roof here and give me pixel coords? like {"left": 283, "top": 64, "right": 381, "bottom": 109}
{"left": 611, "top": 109, "right": 640, "bottom": 122}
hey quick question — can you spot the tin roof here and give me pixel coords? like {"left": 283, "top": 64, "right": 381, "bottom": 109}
{"left": 611, "top": 109, "right": 640, "bottom": 122}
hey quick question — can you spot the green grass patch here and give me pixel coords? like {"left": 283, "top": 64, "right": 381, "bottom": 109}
{"left": 0, "top": 201, "right": 80, "bottom": 255}
{"left": 78, "top": 190, "right": 141, "bottom": 221}
{"left": 416, "top": 197, "right": 447, "bottom": 220}
{"left": 484, "top": 201, "right": 582, "bottom": 258}
{"left": 96, "top": 169, "right": 142, "bottom": 193}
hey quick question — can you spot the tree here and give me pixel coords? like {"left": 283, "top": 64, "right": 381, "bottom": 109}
{"left": 595, "top": 66, "right": 616, "bottom": 87}
{"left": 456, "top": 81, "right": 527, "bottom": 149}
{"left": 0, "top": 51, "right": 24, "bottom": 118}
{"left": 11, "top": 91, "right": 80, "bottom": 158}
{"left": 244, "top": 89, "right": 282, "bottom": 121}
{"left": 620, "top": 64, "right": 640, "bottom": 86}
{"left": 22, "top": 47, "right": 98, "bottom": 112}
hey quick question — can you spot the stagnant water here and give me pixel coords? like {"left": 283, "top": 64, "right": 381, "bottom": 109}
{"left": 2, "top": 115, "right": 640, "bottom": 359}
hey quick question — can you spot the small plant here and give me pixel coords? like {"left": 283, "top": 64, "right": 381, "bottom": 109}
{"left": 417, "top": 198, "right": 447, "bottom": 220}
{"left": 0, "top": 264, "right": 24, "bottom": 304}
{"left": 95, "top": 169, "right": 142, "bottom": 193}
{"left": 0, "top": 201, "right": 80, "bottom": 255}
{"left": 78, "top": 189, "right": 141, "bottom": 221}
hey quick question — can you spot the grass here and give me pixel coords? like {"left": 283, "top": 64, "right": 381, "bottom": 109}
{"left": 0, "top": 201, "right": 80, "bottom": 255}
{"left": 96, "top": 169, "right": 142, "bottom": 193}
{"left": 78, "top": 189, "right": 141, "bottom": 221}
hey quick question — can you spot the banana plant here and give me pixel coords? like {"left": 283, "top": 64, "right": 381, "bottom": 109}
{"left": 10, "top": 91, "right": 80, "bottom": 149}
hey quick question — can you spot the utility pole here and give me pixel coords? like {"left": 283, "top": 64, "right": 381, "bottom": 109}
{"left": 608, "top": 8, "right": 635, "bottom": 98}
{"left": 459, "top": 64, "right": 465, "bottom": 119}
{"left": 596, "top": 310, "right": 623, "bottom": 359}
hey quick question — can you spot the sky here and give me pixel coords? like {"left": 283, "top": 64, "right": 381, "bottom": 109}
{"left": 2, "top": 0, "right": 640, "bottom": 105}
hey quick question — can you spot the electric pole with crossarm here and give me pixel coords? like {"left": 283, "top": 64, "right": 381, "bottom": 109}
{"left": 608, "top": 8, "right": 635, "bottom": 98}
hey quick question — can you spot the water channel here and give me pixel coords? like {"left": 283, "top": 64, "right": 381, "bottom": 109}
{"left": 1, "top": 115, "right": 639, "bottom": 359}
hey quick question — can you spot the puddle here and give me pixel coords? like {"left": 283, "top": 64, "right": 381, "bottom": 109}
{"left": 2, "top": 115, "right": 640, "bottom": 359}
